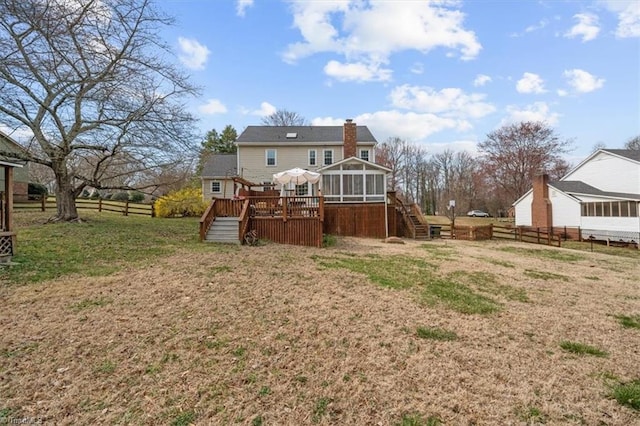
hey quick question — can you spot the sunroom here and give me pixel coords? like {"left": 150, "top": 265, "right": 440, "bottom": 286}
{"left": 318, "top": 157, "right": 390, "bottom": 203}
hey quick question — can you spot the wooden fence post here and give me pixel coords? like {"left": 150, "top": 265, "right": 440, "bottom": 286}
{"left": 125, "top": 200, "right": 129, "bottom": 216}
{"left": 41, "top": 194, "right": 46, "bottom": 212}
{"left": 98, "top": 198, "right": 102, "bottom": 212}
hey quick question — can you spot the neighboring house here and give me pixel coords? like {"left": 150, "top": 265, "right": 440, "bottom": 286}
{"left": 0, "top": 131, "right": 29, "bottom": 201}
{"left": 201, "top": 119, "right": 395, "bottom": 242}
{"left": 201, "top": 153, "right": 238, "bottom": 199}
{"left": 513, "top": 149, "right": 640, "bottom": 242}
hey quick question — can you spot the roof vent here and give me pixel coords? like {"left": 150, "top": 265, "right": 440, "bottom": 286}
{"left": 286, "top": 132, "right": 298, "bottom": 139}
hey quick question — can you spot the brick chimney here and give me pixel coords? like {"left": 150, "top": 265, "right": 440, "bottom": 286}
{"left": 343, "top": 119, "right": 357, "bottom": 159}
{"left": 531, "top": 174, "right": 552, "bottom": 229}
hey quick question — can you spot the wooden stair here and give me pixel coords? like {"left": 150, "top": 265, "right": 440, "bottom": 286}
{"left": 408, "top": 212, "right": 429, "bottom": 240}
{"left": 205, "top": 217, "right": 240, "bottom": 244}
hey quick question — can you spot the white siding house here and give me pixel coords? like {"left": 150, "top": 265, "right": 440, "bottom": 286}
{"left": 513, "top": 149, "right": 640, "bottom": 242}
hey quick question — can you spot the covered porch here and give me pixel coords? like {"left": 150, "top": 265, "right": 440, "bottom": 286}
{"left": 0, "top": 159, "right": 22, "bottom": 262}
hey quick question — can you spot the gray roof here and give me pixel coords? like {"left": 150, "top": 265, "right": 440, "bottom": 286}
{"left": 201, "top": 154, "right": 237, "bottom": 178}
{"left": 602, "top": 149, "right": 640, "bottom": 162}
{"left": 236, "top": 126, "right": 377, "bottom": 144}
{"left": 551, "top": 180, "right": 640, "bottom": 201}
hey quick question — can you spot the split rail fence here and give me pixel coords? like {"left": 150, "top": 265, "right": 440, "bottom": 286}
{"left": 14, "top": 196, "right": 154, "bottom": 217}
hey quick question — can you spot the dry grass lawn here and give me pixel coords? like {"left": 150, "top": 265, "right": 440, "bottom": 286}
{"left": 1, "top": 229, "right": 639, "bottom": 424}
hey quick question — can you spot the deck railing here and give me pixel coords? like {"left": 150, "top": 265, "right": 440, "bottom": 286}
{"left": 247, "top": 196, "right": 322, "bottom": 220}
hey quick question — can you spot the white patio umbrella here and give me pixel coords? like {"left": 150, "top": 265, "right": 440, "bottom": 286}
{"left": 272, "top": 168, "right": 321, "bottom": 185}
{"left": 272, "top": 168, "right": 321, "bottom": 196}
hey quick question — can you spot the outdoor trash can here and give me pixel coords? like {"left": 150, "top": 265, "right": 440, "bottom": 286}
{"left": 429, "top": 225, "right": 442, "bottom": 238}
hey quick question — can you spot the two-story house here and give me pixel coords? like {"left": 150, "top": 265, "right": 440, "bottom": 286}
{"left": 202, "top": 119, "right": 380, "bottom": 197}
{"left": 200, "top": 120, "right": 395, "bottom": 244}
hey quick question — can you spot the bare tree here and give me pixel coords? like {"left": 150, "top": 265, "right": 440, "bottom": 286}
{"left": 376, "top": 137, "right": 407, "bottom": 193}
{"left": 478, "top": 121, "right": 572, "bottom": 209}
{"left": 0, "top": 0, "right": 198, "bottom": 221}
{"left": 261, "top": 109, "right": 306, "bottom": 126}
{"left": 625, "top": 135, "right": 640, "bottom": 150}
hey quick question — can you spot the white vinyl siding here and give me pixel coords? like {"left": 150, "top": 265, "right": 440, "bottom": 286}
{"left": 201, "top": 178, "right": 235, "bottom": 200}
{"left": 514, "top": 192, "right": 532, "bottom": 226}
{"left": 550, "top": 189, "right": 580, "bottom": 227}
{"left": 564, "top": 152, "right": 640, "bottom": 194}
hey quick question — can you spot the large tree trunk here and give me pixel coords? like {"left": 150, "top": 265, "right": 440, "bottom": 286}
{"left": 52, "top": 162, "right": 79, "bottom": 222}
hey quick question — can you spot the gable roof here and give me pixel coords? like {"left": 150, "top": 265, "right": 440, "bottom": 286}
{"left": 201, "top": 153, "right": 238, "bottom": 178}
{"left": 601, "top": 149, "right": 640, "bottom": 163}
{"left": 236, "top": 126, "right": 377, "bottom": 144}
{"left": 317, "top": 156, "right": 392, "bottom": 173}
{"left": 0, "top": 131, "right": 30, "bottom": 165}
{"left": 563, "top": 148, "right": 640, "bottom": 180}
{"left": 550, "top": 181, "right": 640, "bottom": 201}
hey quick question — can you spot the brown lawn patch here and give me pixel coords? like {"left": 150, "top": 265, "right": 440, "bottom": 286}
{"left": 0, "top": 237, "right": 638, "bottom": 424}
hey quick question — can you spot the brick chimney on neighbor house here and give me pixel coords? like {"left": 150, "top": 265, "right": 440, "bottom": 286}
{"left": 343, "top": 119, "right": 357, "bottom": 159}
{"left": 531, "top": 174, "right": 552, "bottom": 229}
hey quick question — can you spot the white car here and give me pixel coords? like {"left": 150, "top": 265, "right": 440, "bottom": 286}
{"left": 467, "top": 209, "right": 490, "bottom": 217}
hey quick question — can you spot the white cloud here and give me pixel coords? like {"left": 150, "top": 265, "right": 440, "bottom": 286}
{"left": 526, "top": 19, "right": 549, "bottom": 33}
{"left": 236, "top": 0, "right": 254, "bottom": 17}
{"left": 313, "top": 110, "right": 463, "bottom": 142}
{"left": 283, "top": 1, "right": 481, "bottom": 82}
{"left": 324, "top": 60, "right": 392, "bottom": 82}
{"left": 473, "top": 74, "right": 492, "bottom": 87}
{"left": 563, "top": 69, "right": 605, "bottom": 93}
{"left": 423, "top": 140, "right": 480, "bottom": 155}
{"left": 510, "top": 18, "right": 554, "bottom": 37}
{"left": 410, "top": 62, "right": 424, "bottom": 75}
{"left": 502, "top": 102, "right": 560, "bottom": 126}
{"left": 177, "top": 37, "right": 210, "bottom": 70}
{"left": 557, "top": 89, "right": 569, "bottom": 97}
{"left": 516, "top": 72, "right": 546, "bottom": 94}
{"left": 600, "top": 0, "right": 640, "bottom": 38}
{"left": 564, "top": 13, "right": 600, "bottom": 42}
{"left": 198, "top": 99, "right": 227, "bottom": 115}
{"left": 389, "top": 85, "right": 495, "bottom": 119}
{"left": 249, "top": 101, "right": 277, "bottom": 117}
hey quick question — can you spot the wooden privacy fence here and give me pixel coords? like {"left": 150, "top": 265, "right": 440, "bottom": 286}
{"left": 14, "top": 196, "right": 154, "bottom": 217}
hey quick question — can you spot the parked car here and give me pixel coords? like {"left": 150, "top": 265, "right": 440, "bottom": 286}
{"left": 467, "top": 209, "right": 490, "bottom": 217}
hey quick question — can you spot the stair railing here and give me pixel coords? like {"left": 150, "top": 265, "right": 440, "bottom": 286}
{"left": 238, "top": 199, "right": 251, "bottom": 243}
{"left": 199, "top": 199, "right": 217, "bottom": 242}
{"left": 395, "top": 195, "right": 416, "bottom": 239}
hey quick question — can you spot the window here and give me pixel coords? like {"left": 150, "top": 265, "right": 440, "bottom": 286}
{"left": 266, "top": 149, "right": 277, "bottom": 166}
{"left": 211, "top": 181, "right": 221, "bottom": 193}
{"left": 359, "top": 149, "right": 369, "bottom": 162}
{"left": 295, "top": 182, "right": 308, "bottom": 196}
{"left": 581, "top": 201, "right": 639, "bottom": 217}
{"left": 323, "top": 149, "right": 333, "bottom": 166}
{"left": 309, "top": 149, "right": 317, "bottom": 166}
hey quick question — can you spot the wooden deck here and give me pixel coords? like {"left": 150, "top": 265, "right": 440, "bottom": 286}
{"left": 200, "top": 194, "right": 399, "bottom": 247}
{"left": 200, "top": 196, "right": 324, "bottom": 247}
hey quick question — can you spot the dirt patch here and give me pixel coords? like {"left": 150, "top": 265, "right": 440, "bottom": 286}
{"left": 1, "top": 238, "right": 638, "bottom": 424}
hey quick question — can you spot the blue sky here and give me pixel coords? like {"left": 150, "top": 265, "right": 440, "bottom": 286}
{"left": 163, "top": 0, "right": 639, "bottom": 161}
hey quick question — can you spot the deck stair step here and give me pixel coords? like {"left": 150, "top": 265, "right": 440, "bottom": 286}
{"left": 205, "top": 217, "right": 240, "bottom": 244}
